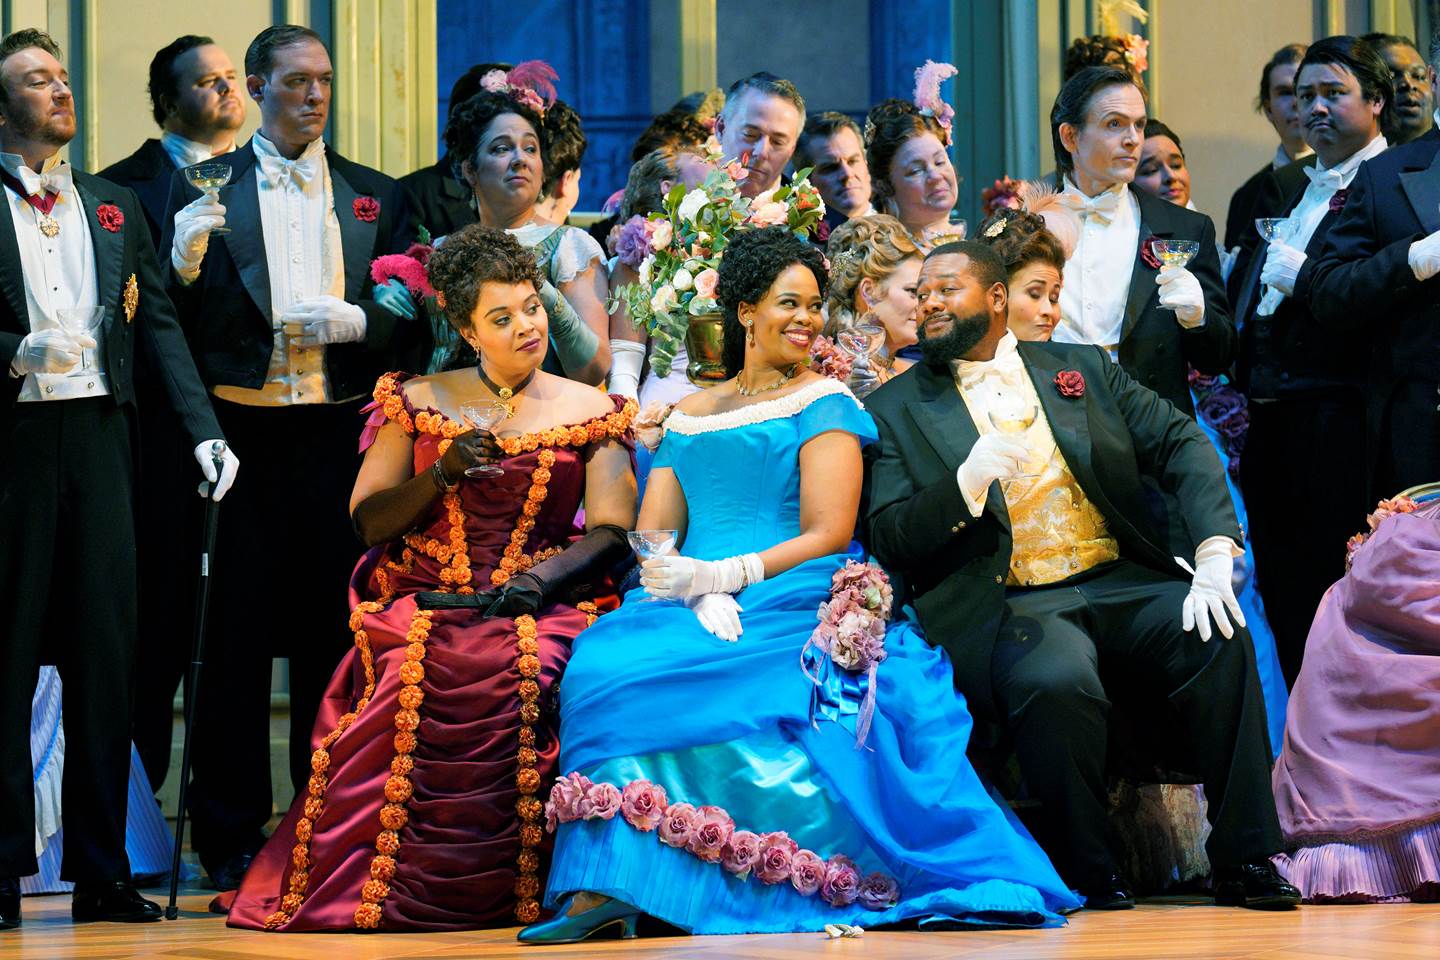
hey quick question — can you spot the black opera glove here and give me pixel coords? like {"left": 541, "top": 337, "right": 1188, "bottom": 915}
{"left": 437, "top": 427, "right": 505, "bottom": 483}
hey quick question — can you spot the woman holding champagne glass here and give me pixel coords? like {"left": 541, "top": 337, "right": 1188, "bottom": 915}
{"left": 221, "top": 225, "right": 637, "bottom": 932}
{"left": 824, "top": 214, "right": 921, "bottom": 390}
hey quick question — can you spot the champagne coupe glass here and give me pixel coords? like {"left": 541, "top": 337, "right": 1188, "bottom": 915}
{"left": 458, "top": 400, "right": 509, "bottom": 478}
{"left": 55, "top": 306, "right": 106, "bottom": 372}
{"left": 185, "top": 162, "right": 233, "bottom": 235}
{"left": 837, "top": 321, "right": 887, "bottom": 397}
{"left": 987, "top": 394, "right": 1040, "bottom": 488}
{"left": 1254, "top": 218, "right": 1287, "bottom": 243}
{"left": 627, "top": 529, "right": 679, "bottom": 603}
{"left": 1153, "top": 239, "right": 1201, "bottom": 269}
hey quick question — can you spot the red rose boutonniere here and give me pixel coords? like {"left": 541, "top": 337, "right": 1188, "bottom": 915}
{"left": 815, "top": 220, "right": 831, "bottom": 243}
{"left": 1140, "top": 235, "right": 1162, "bottom": 270}
{"left": 1054, "top": 370, "right": 1086, "bottom": 398}
{"left": 353, "top": 196, "right": 380, "bottom": 222}
{"left": 1329, "top": 189, "right": 1349, "bottom": 214}
{"left": 96, "top": 203, "right": 124, "bottom": 233}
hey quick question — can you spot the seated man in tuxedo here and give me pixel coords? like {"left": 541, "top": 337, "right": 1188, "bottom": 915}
{"left": 159, "top": 23, "right": 422, "bottom": 890}
{"left": 865, "top": 240, "right": 1296, "bottom": 911}
{"left": 0, "top": 28, "right": 235, "bottom": 928}
{"left": 1049, "top": 66, "right": 1234, "bottom": 417}
{"left": 97, "top": 32, "right": 245, "bottom": 797}
{"left": 1235, "top": 36, "right": 1391, "bottom": 686}
{"left": 1303, "top": 29, "right": 1440, "bottom": 500}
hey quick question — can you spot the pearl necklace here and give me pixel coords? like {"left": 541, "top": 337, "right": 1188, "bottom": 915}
{"left": 736, "top": 364, "right": 799, "bottom": 397}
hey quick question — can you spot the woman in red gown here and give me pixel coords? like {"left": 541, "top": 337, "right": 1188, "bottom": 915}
{"left": 224, "top": 225, "right": 637, "bottom": 931}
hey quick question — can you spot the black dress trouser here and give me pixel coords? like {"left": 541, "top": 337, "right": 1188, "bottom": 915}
{"left": 1240, "top": 392, "right": 1369, "bottom": 686}
{"left": 0, "top": 398, "right": 137, "bottom": 882}
{"left": 990, "top": 560, "right": 1283, "bottom": 888}
{"left": 183, "top": 397, "right": 362, "bottom": 868}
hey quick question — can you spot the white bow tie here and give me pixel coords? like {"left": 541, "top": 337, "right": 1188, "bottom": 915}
{"left": 1302, "top": 164, "right": 1345, "bottom": 192}
{"left": 3, "top": 159, "right": 72, "bottom": 198}
{"left": 1058, "top": 188, "right": 1122, "bottom": 225}
{"left": 955, "top": 349, "right": 1026, "bottom": 393}
{"left": 258, "top": 154, "right": 317, "bottom": 190}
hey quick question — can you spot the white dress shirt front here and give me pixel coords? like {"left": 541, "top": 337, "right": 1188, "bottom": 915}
{"left": 211, "top": 133, "right": 344, "bottom": 406}
{"left": 2, "top": 152, "right": 105, "bottom": 402}
{"left": 1054, "top": 179, "right": 1139, "bottom": 360}
{"left": 160, "top": 131, "right": 235, "bottom": 172}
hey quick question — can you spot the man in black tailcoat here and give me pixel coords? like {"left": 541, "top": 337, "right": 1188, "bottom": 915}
{"left": 1303, "top": 29, "right": 1440, "bottom": 500}
{"left": 865, "top": 240, "right": 1297, "bottom": 912}
{"left": 98, "top": 34, "right": 245, "bottom": 795}
{"left": 1233, "top": 36, "right": 1392, "bottom": 686}
{"left": 159, "top": 24, "right": 422, "bottom": 890}
{"left": 0, "top": 29, "right": 236, "bottom": 928}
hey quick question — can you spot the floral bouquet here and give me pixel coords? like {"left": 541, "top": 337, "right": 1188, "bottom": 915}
{"left": 614, "top": 144, "right": 827, "bottom": 378}
{"left": 1188, "top": 366, "right": 1248, "bottom": 482}
{"left": 801, "top": 561, "right": 893, "bottom": 748}
{"left": 808, "top": 335, "right": 854, "bottom": 383}
{"left": 370, "top": 226, "right": 437, "bottom": 299}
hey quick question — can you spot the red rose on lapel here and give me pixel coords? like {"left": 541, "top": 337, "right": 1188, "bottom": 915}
{"left": 96, "top": 203, "right": 124, "bottom": 232}
{"left": 1328, "top": 188, "right": 1349, "bottom": 213}
{"left": 815, "top": 220, "right": 831, "bottom": 243}
{"left": 352, "top": 196, "right": 380, "bottom": 222}
{"left": 1054, "top": 370, "right": 1086, "bottom": 398}
{"left": 1140, "top": 235, "right": 1162, "bottom": 270}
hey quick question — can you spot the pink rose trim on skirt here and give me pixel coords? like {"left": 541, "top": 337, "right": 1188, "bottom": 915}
{"left": 544, "top": 775, "right": 900, "bottom": 910}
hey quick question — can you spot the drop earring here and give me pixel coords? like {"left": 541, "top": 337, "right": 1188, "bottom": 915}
{"left": 744, "top": 321, "right": 755, "bottom": 347}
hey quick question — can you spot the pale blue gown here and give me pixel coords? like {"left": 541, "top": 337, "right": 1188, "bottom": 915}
{"left": 544, "top": 380, "right": 1081, "bottom": 933}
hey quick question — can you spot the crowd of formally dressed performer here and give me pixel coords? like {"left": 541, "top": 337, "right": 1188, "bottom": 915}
{"left": 2, "top": 17, "right": 1438, "bottom": 940}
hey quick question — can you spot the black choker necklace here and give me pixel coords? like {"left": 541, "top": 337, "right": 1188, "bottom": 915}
{"left": 476, "top": 363, "right": 536, "bottom": 418}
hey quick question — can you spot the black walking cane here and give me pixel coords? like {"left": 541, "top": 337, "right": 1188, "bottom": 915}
{"left": 166, "top": 440, "right": 227, "bottom": 920}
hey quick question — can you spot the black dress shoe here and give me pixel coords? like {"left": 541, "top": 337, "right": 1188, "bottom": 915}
{"left": 1213, "top": 861, "right": 1301, "bottom": 910}
{"left": 0, "top": 877, "right": 20, "bottom": 930}
{"left": 71, "top": 880, "right": 163, "bottom": 923}
{"left": 204, "top": 852, "right": 255, "bottom": 892}
{"left": 1078, "top": 872, "right": 1135, "bottom": 910}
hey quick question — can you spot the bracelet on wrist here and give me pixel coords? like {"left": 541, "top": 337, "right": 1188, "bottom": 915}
{"left": 431, "top": 459, "right": 458, "bottom": 493}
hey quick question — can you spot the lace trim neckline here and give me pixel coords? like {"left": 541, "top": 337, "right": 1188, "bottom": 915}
{"left": 664, "top": 378, "right": 855, "bottom": 436}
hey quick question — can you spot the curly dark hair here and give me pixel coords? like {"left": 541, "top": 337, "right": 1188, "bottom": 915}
{"left": 444, "top": 90, "right": 545, "bottom": 184}
{"left": 976, "top": 210, "right": 1067, "bottom": 279}
{"left": 630, "top": 110, "right": 709, "bottom": 162}
{"left": 427, "top": 224, "right": 542, "bottom": 342}
{"left": 716, "top": 226, "right": 828, "bottom": 377}
{"left": 1063, "top": 34, "right": 1134, "bottom": 81}
{"left": 540, "top": 99, "right": 586, "bottom": 198}
{"left": 864, "top": 99, "right": 947, "bottom": 211}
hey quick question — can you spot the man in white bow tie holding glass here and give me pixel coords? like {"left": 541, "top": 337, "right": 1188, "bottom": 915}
{"left": 158, "top": 23, "right": 422, "bottom": 892}
{"left": 0, "top": 27, "right": 235, "bottom": 928}
{"left": 1049, "top": 65, "right": 1235, "bottom": 418}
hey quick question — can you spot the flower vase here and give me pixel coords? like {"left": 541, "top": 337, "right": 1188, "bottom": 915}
{"left": 683, "top": 312, "right": 728, "bottom": 387}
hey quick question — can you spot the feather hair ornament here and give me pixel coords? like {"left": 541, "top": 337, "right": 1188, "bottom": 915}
{"left": 1018, "top": 179, "right": 1082, "bottom": 260}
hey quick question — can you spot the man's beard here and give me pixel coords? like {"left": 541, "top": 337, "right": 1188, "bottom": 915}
{"left": 9, "top": 106, "right": 74, "bottom": 149}
{"left": 918, "top": 309, "right": 991, "bottom": 367}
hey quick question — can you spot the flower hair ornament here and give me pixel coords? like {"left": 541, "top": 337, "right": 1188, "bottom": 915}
{"left": 1097, "top": 0, "right": 1150, "bottom": 73}
{"left": 913, "top": 60, "right": 958, "bottom": 146}
{"left": 480, "top": 60, "right": 559, "bottom": 117}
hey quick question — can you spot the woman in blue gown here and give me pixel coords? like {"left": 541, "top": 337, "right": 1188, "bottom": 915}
{"left": 518, "top": 227, "right": 1080, "bottom": 944}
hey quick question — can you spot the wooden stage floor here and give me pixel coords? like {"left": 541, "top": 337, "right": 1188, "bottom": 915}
{"left": 4, "top": 888, "right": 1437, "bottom": 959}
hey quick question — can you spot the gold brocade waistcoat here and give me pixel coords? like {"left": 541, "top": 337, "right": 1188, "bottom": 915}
{"left": 958, "top": 375, "right": 1119, "bottom": 587}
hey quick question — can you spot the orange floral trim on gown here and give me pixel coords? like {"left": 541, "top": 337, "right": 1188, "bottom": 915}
{"left": 221, "top": 372, "right": 634, "bottom": 932}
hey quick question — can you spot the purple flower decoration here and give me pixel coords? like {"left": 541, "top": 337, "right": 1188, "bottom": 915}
{"left": 821, "top": 854, "right": 862, "bottom": 907}
{"left": 790, "top": 850, "right": 826, "bottom": 896}
{"left": 755, "top": 832, "right": 799, "bottom": 884}
{"left": 721, "top": 830, "right": 761, "bottom": 879}
{"left": 585, "top": 781, "right": 622, "bottom": 820}
{"left": 620, "top": 779, "right": 668, "bottom": 832}
{"left": 658, "top": 802, "right": 699, "bottom": 849}
{"left": 858, "top": 872, "right": 900, "bottom": 910}
{"left": 615, "top": 215, "right": 653, "bottom": 269}
{"left": 544, "top": 772, "right": 595, "bottom": 831}
{"left": 686, "top": 805, "right": 735, "bottom": 863}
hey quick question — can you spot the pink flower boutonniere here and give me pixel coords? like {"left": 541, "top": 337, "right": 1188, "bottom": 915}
{"left": 1054, "top": 370, "right": 1086, "bottom": 398}
{"left": 1329, "top": 189, "right": 1349, "bottom": 214}
{"left": 1140, "top": 235, "right": 1162, "bottom": 270}
{"left": 353, "top": 196, "right": 380, "bottom": 222}
{"left": 96, "top": 203, "right": 124, "bottom": 233}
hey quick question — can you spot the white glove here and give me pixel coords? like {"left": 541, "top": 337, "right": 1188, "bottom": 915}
{"left": 1218, "top": 245, "right": 1240, "bottom": 284}
{"left": 689, "top": 592, "right": 743, "bottom": 641}
{"left": 194, "top": 440, "right": 240, "bottom": 501}
{"left": 1259, "top": 242, "right": 1306, "bottom": 297}
{"left": 956, "top": 432, "right": 1030, "bottom": 514}
{"left": 1156, "top": 265, "right": 1205, "bottom": 329}
{"left": 1409, "top": 229, "right": 1440, "bottom": 282}
{"left": 171, "top": 194, "right": 226, "bottom": 283}
{"left": 608, "top": 338, "right": 645, "bottom": 399}
{"left": 281, "top": 296, "right": 367, "bottom": 347}
{"left": 1177, "top": 537, "right": 1245, "bottom": 642}
{"left": 8, "top": 328, "right": 94, "bottom": 376}
{"left": 639, "top": 552, "right": 765, "bottom": 599}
